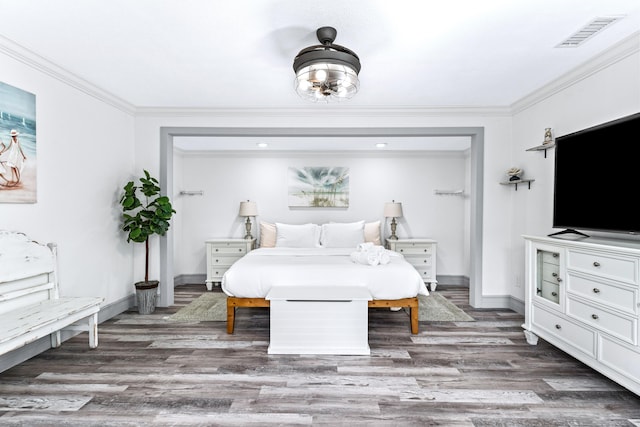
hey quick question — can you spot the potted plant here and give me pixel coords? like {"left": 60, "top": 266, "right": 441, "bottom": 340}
{"left": 120, "top": 170, "right": 176, "bottom": 314}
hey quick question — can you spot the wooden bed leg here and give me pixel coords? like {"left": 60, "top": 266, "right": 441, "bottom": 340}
{"left": 410, "top": 299, "right": 419, "bottom": 334}
{"left": 226, "top": 299, "right": 235, "bottom": 334}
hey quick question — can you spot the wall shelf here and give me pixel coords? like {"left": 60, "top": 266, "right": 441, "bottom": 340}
{"left": 500, "top": 179, "right": 534, "bottom": 190}
{"left": 526, "top": 142, "right": 555, "bottom": 158}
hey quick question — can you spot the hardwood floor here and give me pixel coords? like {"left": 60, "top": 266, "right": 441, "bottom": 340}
{"left": 1, "top": 284, "right": 640, "bottom": 426}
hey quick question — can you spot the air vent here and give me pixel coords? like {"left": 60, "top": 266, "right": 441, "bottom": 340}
{"left": 556, "top": 16, "right": 623, "bottom": 48}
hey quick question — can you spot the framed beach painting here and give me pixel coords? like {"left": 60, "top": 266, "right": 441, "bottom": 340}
{"left": 288, "top": 166, "right": 349, "bottom": 208}
{"left": 0, "top": 81, "right": 36, "bottom": 203}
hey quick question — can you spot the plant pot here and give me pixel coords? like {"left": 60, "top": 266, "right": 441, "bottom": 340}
{"left": 135, "top": 280, "right": 159, "bottom": 314}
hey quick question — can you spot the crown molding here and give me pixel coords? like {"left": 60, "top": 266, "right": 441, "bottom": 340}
{"left": 511, "top": 31, "right": 640, "bottom": 114}
{"left": 0, "top": 34, "right": 136, "bottom": 115}
{"left": 135, "top": 105, "right": 512, "bottom": 118}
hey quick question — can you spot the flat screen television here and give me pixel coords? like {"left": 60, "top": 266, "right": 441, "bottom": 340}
{"left": 551, "top": 112, "right": 640, "bottom": 238}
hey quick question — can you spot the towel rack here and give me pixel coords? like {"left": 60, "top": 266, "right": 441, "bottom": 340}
{"left": 434, "top": 189, "right": 464, "bottom": 196}
{"left": 179, "top": 190, "right": 204, "bottom": 196}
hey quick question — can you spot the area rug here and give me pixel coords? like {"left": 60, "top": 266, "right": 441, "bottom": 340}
{"left": 417, "top": 293, "right": 475, "bottom": 322}
{"left": 168, "top": 291, "right": 474, "bottom": 322}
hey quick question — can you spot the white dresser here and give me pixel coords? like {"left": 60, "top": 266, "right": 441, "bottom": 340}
{"left": 386, "top": 238, "right": 437, "bottom": 290}
{"left": 205, "top": 238, "right": 255, "bottom": 290}
{"left": 523, "top": 235, "right": 640, "bottom": 396}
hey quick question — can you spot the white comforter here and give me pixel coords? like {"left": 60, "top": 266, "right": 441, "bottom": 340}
{"left": 222, "top": 247, "right": 429, "bottom": 300}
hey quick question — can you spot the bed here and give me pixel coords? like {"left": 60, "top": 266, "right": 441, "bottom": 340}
{"left": 221, "top": 221, "right": 429, "bottom": 335}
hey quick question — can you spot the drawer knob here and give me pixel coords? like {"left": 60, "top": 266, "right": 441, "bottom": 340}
{"left": 551, "top": 292, "right": 558, "bottom": 297}
{"left": 555, "top": 324, "right": 561, "bottom": 329}
{"left": 238, "top": 248, "right": 242, "bottom": 252}
{"left": 400, "top": 249, "right": 404, "bottom": 252}
{"left": 423, "top": 260, "right": 427, "bottom": 263}
{"left": 215, "top": 259, "right": 219, "bottom": 263}
{"left": 423, "top": 249, "right": 427, "bottom": 252}
{"left": 536, "top": 288, "right": 542, "bottom": 294}
{"left": 552, "top": 253, "right": 558, "bottom": 258}
{"left": 593, "top": 261, "right": 600, "bottom": 267}
{"left": 552, "top": 272, "right": 558, "bottom": 277}
{"left": 591, "top": 314, "right": 599, "bottom": 320}
{"left": 556, "top": 277, "right": 562, "bottom": 283}
{"left": 593, "top": 288, "right": 600, "bottom": 294}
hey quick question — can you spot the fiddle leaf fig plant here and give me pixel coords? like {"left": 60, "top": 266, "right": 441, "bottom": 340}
{"left": 120, "top": 170, "right": 176, "bottom": 284}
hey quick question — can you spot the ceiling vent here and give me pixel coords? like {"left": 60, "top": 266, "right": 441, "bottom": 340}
{"left": 556, "top": 16, "right": 624, "bottom": 48}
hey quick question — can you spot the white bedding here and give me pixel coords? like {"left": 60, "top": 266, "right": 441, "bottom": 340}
{"left": 222, "top": 247, "right": 429, "bottom": 300}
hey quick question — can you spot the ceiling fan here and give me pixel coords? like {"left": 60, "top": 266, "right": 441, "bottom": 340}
{"left": 292, "top": 26, "right": 362, "bottom": 102}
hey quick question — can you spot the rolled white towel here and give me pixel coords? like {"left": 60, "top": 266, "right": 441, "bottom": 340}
{"left": 366, "top": 251, "right": 380, "bottom": 266}
{"left": 350, "top": 250, "right": 379, "bottom": 266}
{"left": 357, "top": 242, "right": 374, "bottom": 252}
{"left": 351, "top": 247, "right": 391, "bottom": 266}
{"left": 350, "top": 251, "right": 372, "bottom": 265}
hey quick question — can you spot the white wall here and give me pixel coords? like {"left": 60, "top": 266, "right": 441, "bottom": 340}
{"left": 174, "top": 151, "right": 469, "bottom": 278}
{"left": 509, "top": 34, "right": 640, "bottom": 302}
{"left": 0, "top": 45, "right": 136, "bottom": 305}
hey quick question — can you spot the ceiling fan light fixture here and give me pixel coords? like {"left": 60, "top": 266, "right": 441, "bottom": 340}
{"left": 293, "top": 27, "right": 361, "bottom": 103}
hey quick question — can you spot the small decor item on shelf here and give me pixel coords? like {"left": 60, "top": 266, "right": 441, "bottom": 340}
{"left": 507, "top": 167, "right": 523, "bottom": 181}
{"left": 543, "top": 128, "right": 553, "bottom": 145}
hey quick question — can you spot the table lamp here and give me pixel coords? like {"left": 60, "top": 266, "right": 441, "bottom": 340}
{"left": 239, "top": 200, "right": 258, "bottom": 239}
{"left": 384, "top": 201, "right": 403, "bottom": 240}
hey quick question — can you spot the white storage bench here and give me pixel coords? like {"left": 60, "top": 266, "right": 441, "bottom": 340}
{"left": 266, "top": 285, "right": 372, "bottom": 355}
{"left": 0, "top": 231, "right": 104, "bottom": 362}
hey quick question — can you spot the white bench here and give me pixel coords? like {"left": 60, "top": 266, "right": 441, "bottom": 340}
{"left": 266, "top": 285, "right": 372, "bottom": 355}
{"left": 0, "top": 231, "right": 103, "bottom": 359}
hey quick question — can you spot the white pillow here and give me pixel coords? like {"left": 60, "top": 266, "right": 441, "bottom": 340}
{"left": 275, "top": 223, "right": 321, "bottom": 248}
{"left": 321, "top": 221, "right": 365, "bottom": 248}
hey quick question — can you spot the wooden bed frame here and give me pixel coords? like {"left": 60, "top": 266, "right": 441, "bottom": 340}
{"left": 226, "top": 296, "right": 419, "bottom": 334}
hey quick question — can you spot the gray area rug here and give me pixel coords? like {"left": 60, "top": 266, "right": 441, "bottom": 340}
{"left": 417, "top": 293, "right": 474, "bottom": 322}
{"left": 168, "top": 291, "right": 474, "bottom": 322}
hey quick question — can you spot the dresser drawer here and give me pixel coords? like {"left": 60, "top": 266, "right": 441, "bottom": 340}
{"left": 567, "top": 249, "right": 637, "bottom": 285}
{"left": 395, "top": 245, "right": 433, "bottom": 256}
{"left": 539, "top": 281, "right": 559, "bottom": 304}
{"left": 413, "top": 267, "right": 434, "bottom": 280}
{"left": 531, "top": 304, "right": 596, "bottom": 357}
{"left": 541, "top": 263, "right": 560, "bottom": 284}
{"left": 404, "top": 256, "right": 432, "bottom": 267}
{"left": 208, "top": 255, "right": 241, "bottom": 267}
{"left": 540, "top": 250, "right": 560, "bottom": 266}
{"left": 208, "top": 266, "right": 231, "bottom": 279}
{"left": 567, "top": 273, "right": 637, "bottom": 315}
{"left": 210, "top": 243, "right": 249, "bottom": 255}
{"left": 599, "top": 335, "right": 640, "bottom": 387}
{"left": 566, "top": 296, "right": 636, "bottom": 345}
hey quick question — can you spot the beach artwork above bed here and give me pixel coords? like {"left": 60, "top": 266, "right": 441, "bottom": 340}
{"left": 0, "top": 81, "right": 36, "bottom": 203}
{"left": 288, "top": 166, "right": 349, "bottom": 208}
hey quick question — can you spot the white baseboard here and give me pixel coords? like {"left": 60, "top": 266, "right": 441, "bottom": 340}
{"left": 174, "top": 274, "right": 206, "bottom": 287}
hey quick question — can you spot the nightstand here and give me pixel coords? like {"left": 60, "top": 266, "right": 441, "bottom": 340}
{"left": 386, "top": 238, "right": 437, "bottom": 291}
{"left": 205, "top": 238, "right": 256, "bottom": 290}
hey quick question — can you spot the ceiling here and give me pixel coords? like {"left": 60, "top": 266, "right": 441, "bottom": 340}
{"left": 1, "top": 0, "right": 639, "bottom": 151}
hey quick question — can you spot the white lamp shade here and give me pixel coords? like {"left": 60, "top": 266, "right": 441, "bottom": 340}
{"left": 239, "top": 201, "right": 258, "bottom": 217}
{"left": 383, "top": 202, "right": 403, "bottom": 218}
